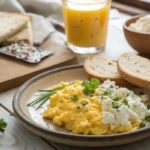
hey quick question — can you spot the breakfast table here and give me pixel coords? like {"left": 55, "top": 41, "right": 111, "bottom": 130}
{"left": 0, "top": 10, "right": 150, "bottom": 150}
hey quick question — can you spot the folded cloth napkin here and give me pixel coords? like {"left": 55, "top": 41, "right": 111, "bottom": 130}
{"left": 18, "top": 0, "right": 64, "bottom": 29}
{"left": 0, "top": 0, "right": 25, "bottom": 13}
{"left": 28, "top": 13, "right": 56, "bottom": 45}
{"left": 0, "top": 0, "right": 63, "bottom": 45}
{"left": 18, "top": 0, "right": 62, "bottom": 17}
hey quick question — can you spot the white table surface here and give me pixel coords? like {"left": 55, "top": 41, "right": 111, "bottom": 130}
{"left": 0, "top": 12, "right": 150, "bottom": 150}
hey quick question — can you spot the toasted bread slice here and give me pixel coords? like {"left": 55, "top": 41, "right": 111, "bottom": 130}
{"left": 5, "top": 21, "right": 33, "bottom": 45}
{"left": 0, "top": 13, "right": 30, "bottom": 43}
{"left": 118, "top": 53, "right": 150, "bottom": 88}
{"left": 84, "top": 55, "right": 134, "bottom": 87}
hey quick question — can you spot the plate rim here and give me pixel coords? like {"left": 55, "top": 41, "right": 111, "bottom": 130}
{"left": 13, "top": 64, "right": 150, "bottom": 139}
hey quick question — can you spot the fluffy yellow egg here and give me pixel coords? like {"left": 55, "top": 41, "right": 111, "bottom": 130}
{"left": 43, "top": 81, "right": 140, "bottom": 135}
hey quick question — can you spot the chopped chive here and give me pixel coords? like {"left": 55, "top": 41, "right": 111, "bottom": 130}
{"left": 76, "top": 106, "right": 81, "bottom": 109}
{"left": 147, "top": 104, "right": 150, "bottom": 110}
{"left": 10, "top": 112, "right": 15, "bottom": 116}
{"left": 139, "top": 122, "right": 146, "bottom": 128}
{"left": 145, "top": 115, "right": 150, "bottom": 122}
{"left": 112, "top": 97, "right": 120, "bottom": 101}
{"left": 103, "top": 88, "right": 112, "bottom": 97}
{"left": 123, "top": 99, "right": 129, "bottom": 106}
{"left": 112, "top": 102, "right": 119, "bottom": 109}
{"left": 113, "top": 105, "right": 119, "bottom": 109}
{"left": 103, "top": 90, "right": 109, "bottom": 95}
{"left": 71, "top": 95, "right": 78, "bottom": 102}
{"left": 81, "top": 101, "right": 89, "bottom": 107}
{"left": 76, "top": 101, "right": 89, "bottom": 109}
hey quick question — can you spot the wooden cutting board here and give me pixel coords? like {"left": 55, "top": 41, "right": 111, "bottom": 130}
{"left": 0, "top": 38, "right": 77, "bottom": 92}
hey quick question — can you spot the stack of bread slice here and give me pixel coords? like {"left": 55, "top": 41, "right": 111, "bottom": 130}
{"left": 0, "top": 13, "right": 33, "bottom": 46}
{"left": 84, "top": 53, "right": 150, "bottom": 88}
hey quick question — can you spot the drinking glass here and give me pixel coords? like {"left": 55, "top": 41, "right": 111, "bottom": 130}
{"left": 62, "top": 0, "right": 111, "bottom": 54}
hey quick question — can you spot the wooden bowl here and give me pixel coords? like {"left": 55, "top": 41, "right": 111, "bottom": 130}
{"left": 123, "top": 15, "right": 150, "bottom": 54}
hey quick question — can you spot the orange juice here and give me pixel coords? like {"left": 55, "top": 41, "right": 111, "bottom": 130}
{"left": 63, "top": 2, "right": 110, "bottom": 48}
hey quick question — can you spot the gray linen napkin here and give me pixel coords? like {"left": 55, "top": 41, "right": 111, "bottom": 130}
{"left": 28, "top": 13, "right": 56, "bottom": 45}
{"left": 0, "top": 0, "right": 25, "bottom": 13}
{"left": 0, "top": 0, "right": 63, "bottom": 45}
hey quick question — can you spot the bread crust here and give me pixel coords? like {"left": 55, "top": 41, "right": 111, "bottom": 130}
{"left": 0, "top": 12, "right": 30, "bottom": 43}
{"left": 5, "top": 21, "right": 33, "bottom": 45}
{"left": 84, "top": 55, "right": 134, "bottom": 88}
{"left": 0, "top": 12, "right": 31, "bottom": 19}
{"left": 118, "top": 53, "right": 150, "bottom": 88}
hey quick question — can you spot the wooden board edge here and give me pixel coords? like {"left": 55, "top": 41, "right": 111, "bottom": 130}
{"left": 0, "top": 56, "right": 77, "bottom": 92}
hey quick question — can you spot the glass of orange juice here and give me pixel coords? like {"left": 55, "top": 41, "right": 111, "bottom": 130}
{"left": 62, "top": 0, "right": 111, "bottom": 54}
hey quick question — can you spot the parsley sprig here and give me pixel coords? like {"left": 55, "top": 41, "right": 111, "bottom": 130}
{"left": 0, "top": 119, "right": 7, "bottom": 133}
{"left": 27, "top": 78, "right": 100, "bottom": 109}
{"left": 82, "top": 78, "right": 100, "bottom": 95}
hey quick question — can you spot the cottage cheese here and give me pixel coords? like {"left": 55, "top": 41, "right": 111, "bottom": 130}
{"left": 100, "top": 80, "right": 150, "bottom": 129}
{"left": 129, "top": 15, "right": 150, "bottom": 33}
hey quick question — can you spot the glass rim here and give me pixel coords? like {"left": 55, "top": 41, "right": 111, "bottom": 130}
{"left": 62, "top": 0, "right": 111, "bottom": 4}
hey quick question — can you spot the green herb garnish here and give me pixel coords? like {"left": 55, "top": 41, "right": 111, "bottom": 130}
{"left": 71, "top": 95, "right": 78, "bottom": 102}
{"left": 0, "top": 119, "right": 7, "bottom": 133}
{"left": 103, "top": 88, "right": 113, "bottom": 98}
{"left": 89, "top": 94, "right": 93, "bottom": 97}
{"left": 123, "top": 99, "right": 129, "bottom": 107}
{"left": 10, "top": 112, "right": 15, "bottom": 116}
{"left": 127, "top": 93, "right": 130, "bottom": 97}
{"left": 27, "top": 82, "right": 76, "bottom": 109}
{"left": 82, "top": 78, "right": 100, "bottom": 95}
{"left": 81, "top": 101, "right": 89, "bottom": 106}
{"left": 76, "top": 101, "right": 89, "bottom": 109}
{"left": 76, "top": 106, "right": 81, "bottom": 109}
{"left": 139, "top": 122, "right": 146, "bottom": 128}
{"left": 112, "top": 97, "right": 120, "bottom": 101}
{"left": 147, "top": 104, "right": 150, "bottom": 110}
{"left": 103, "top": 90, "right": 110, "bottom": 95}
{"left": 145, "top": 115, "right": 150, "bottom": 122}
{"left": 133, "top": 94, "right": 139, "bottom": 99}
{"left": 112, "top": 102, "right": 120, "bottom": 109}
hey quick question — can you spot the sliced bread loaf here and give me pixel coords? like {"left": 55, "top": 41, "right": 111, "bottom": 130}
{"left": 0, "top": 13, "right": 30, "bottom": 43}
{"left": 118, "top": 53, "right": 150, "bottom": 88}
{"left": 84, "top": 55, "right": 133, "bottom": 87}
{"left": 5, "top": 21, "right": 33, "bottom": 45}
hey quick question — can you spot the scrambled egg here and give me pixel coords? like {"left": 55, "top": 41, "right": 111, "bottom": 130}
{"left": 43, "top": 81, "right": 140, "bottom": 135}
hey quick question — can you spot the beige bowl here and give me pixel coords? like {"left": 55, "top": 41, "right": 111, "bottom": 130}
{"left": 123, "top": 15, "right": 150, "bottom": 54}
{"left": 13, "top": 65, "right": 150, "bottom": 147}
